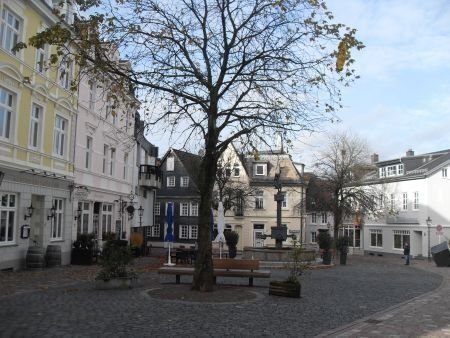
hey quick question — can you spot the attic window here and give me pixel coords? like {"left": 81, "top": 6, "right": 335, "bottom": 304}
{"left": 233, "top": 164, "right": 240, "bottom": 177}
{"left": 166, "top": 157, "right": 174, "bottom": 171}
{"left": 255, "top": 164, "right": 266, "bottom": 176}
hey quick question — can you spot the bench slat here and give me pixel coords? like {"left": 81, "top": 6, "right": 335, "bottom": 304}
{"left": 213, "top": 259, "right": 259, "bottom": 270}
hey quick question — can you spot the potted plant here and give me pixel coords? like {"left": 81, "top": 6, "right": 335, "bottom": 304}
{"left": 224, "top": 231, "right": 239, "bottom": 258}
{"left": 335, "top": 235, "right": 350, "bottom": 265}
{"left": 269, "top": 237, "right": 305, "bottom": 298}
{"left": 71, "top": 233, "right": 97, "bottom": 265}
{"left": 317, "top": 231, "right": 332, "bottom": 265}
{"left": 95, "top": 238, "right": 136, "bottom": 289}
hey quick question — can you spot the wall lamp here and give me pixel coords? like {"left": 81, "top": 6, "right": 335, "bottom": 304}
{"left": 74, "top": 206, "right": 82, "bottom": 221}
{"left": 24, "top": 204, "right": 34, "bottom": 220}
{"left": 47, "top": 205, "right": 56, "bottom": 220}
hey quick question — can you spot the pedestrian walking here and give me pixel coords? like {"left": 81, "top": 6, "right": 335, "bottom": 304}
{"left": 404, "top": 242, "right": 410, "bottom": 265}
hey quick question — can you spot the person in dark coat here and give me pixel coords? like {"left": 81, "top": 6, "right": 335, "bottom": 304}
{"left": 404, "top": 242, "right": 410, "bottom": 265}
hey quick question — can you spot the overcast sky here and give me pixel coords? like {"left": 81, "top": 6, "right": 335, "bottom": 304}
{"left": 148, "top": 1, "right": 450, "bottom": 168}
{"left": 291, "top": 0, "right": 450, "bottom": 167}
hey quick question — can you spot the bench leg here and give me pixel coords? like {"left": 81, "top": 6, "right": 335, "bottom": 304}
{"left": 213, "top": 276, "right": 217, "bottom": 285}
{"left": 176, "top": 275, "right": 180, "bottom": 284}
{"left": 249, "top": 277, "right": 254, "bottom": 287}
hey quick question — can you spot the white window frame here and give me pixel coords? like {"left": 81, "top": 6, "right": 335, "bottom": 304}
{"left": 53, "top": 115, "right": 67, "bottom": 157}
{"left": 0, "top": 86, "right": 13, "bottom": 140}
{"left": 282, "top": 192, "right": 288, "bottom": 208}
{"left": 311, "top": 231, "right": 317, "bottom": 243}
{"left": 123, "top": 153, "right": 128, "bottom": 180}
{"left": 380, "top": 167, "right": 386, "bottom": 178}
{"left": 398, "top": 164, "right": 404, "bottom": 175}
{"left": 154, "top": 203, "right": 160, "bottom": 216}
{"left": 0, "top": 193, "right": 16, "bottom": 244}
{"left": 102, "top": 144, "right": 109, "bottom": 174}
{"left": 255, "top": 164, "right": 266, "bottom": 176}
{"left": 88, "top": 80, "right": 96, "bottom": 110}
{"left": 85, "top": 136, "right": 92, "bottom": 170}
{"left": 51, "top": 199, "right": 64, "bottom": 240}
{"left": 180, "top": 202, "right": 189, "bottom": 216}
{"left": 370, "top": 229, "right": 383, "bottom": 248}
{"left": 402, "top": 193, "right": 408, "bottom": 211}
{"left": 413, "top": 192, "right": 419, "bottom": 210}
{"left": 179, "top": 224, "right": 189, "bottom": 239}
{"left": 109, "top": 148, "right": 115, "bottom": 176}
{"left": 387, "top": 165, "right": 397, "bottom": 177}
{"left": 0, "top": 7, "right": 21, "bottom": 55}
{"left": 150, "top": 225, "right": 160, "bottom": 237}
{"left": 311, "top": 213, "right": 317, "bottom": 224}
{"left": 58, "top": 57, "right": 72, "bottom": 89}
{"left": 393, "top": 230, "right": 410, "bottom": 250}
{"left": 442, "top": 168, "right": 448, "bottom": 178}
{"left": 166, "top": 157, "right": 174, "bottom": 171}
{"left": 321, "top": 212, "right": 327, "bottom": 224}
{"left": 255, "top": 191, "right": 264, "bottom": 209}
{"left": 189, "top": 225, "right": 198, "bottom": 239}
{"left": 390, "top": 193, "right": 396, "bottom": 210}
{"left": 29, "top": 103, "right": 42, "bottom": 150}
{"left": 36, "top": 46, "right": 47, "bottom": 74}
{"left": 180, "top": 176, "right": 189, "bottom": 187}
{"left": 233, "top": 164, "right": 240, "bottom": 177}
{"left": 76, "top": 201, "right": 90, "bottom": 235}
{"left": 167, "top": 176, "right": 175, "bottom": 187}
{"left": 190, "top": 202, "right": 198, "bottom": 216}
{"left": 101, "top": 203, "right": 113, "bottom": 238}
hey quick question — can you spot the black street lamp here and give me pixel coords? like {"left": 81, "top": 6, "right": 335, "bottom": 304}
{"left": 138, "top": 206, "right": 144, "bottom": 227}
{"left": 426, "top": 216, "right": 432, "bottom": 261}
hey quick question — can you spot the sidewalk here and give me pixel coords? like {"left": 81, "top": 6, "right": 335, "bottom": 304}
{"left": 317, "top": 258, "right": 450, "bottom": 337}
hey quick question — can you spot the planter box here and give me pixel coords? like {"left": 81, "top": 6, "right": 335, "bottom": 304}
{"left": 269, "top": 281, "right": 301, "bottom": 298}
{"left": 94, "top": 277, "right": 135, "bottom": 290}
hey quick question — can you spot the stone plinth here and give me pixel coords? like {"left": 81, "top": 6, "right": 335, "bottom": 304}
{"left": 243, "top": 247, "right": 316, "bottom": 262}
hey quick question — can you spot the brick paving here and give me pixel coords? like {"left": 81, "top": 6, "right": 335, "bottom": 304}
{"left": 0, "top": 254, "right": 446, "bottom": 337}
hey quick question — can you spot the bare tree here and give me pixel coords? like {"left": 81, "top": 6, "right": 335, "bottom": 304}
{"left": 24, "top": 0, "right": 363, "bottom": 291}
{"left": 313, "top": 132, "right": 380, "bottom": 239}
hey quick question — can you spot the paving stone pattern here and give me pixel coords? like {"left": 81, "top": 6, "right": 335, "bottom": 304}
{"left": 0, "top": 255, "right": 444, "bottom": 337}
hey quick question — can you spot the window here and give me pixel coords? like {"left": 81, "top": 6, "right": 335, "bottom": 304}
{"left": 190, "top": 202, "right": 198, "bottom": 216}
{"left": 76, "top": 202, "right": 90, "bottom": 235}
{"left": 0, "top": 193, "right": 16, "bottom": 244}
{"left": 179, "top": 225, "right": 198, "bottom": 239}
{"left": 380, "top": 167, "right": 386, "bottom": 178}
{"left": 282, "top": 193, "right": 288, "bottom": 208}
{"left": 233, "top": 164, "right": 240, "bottom": 177}
{"left": 225, "top": 165, "right": 231, "bottom": 177}
{"left": 402, "top": 193, "right": 408, "bottom": 211}
{"left": 53, "top": 115, "right": 67, "bottom": 157}
{"left": 102, "top": 145, "right": 109, "bottom": 174}
{"left": 387, "top": 165, "right": 397, "bottom": 177}
{"left": 88, "top": 80, "right": 96, "bottom": 110}
{"left": 255, "top": 191, "right": 264, "bottom": 209}
{"left": 123, "top": 153, "right": 128, "bottom": 180}
{"left": 311, "top": 231, "right": 317, "bottom": 243}
{"left": 413, "top": 192, "right": 419, "bottom": 210}
{"left": 167, "top": 176, "right": 175, "bottom": 187}
{"left": 398, "top": 164, "right": 404, "bottom": 175}
{"left": 0, "top": 87, "right": 13, "bottom": 140}
{"left": 370, "top": 229, "right": 382, "bottom": 248}
{"left": 101, "top": 203, "right": 113, "bottom": 237}
{"left": 109, "top": 148, "right": 115, "bottom": 176}
{"left": 166, "top": 157, "right": 174, "bottom": 171}
{"left": 29, "top": 104, "right": 42, "bottom": 149}
{"left": 154, "top": 203, "right": 160, "bottom": 216}
{"left": 36, "top": 47, "right": 46, "bottom": 73}
{"left": 255, "top": 164, "right": 266, "bottom": 176}
{"left": 180, "top": 202, "right": 189, "bottom": 216}
{"left": 321, "top": 212, "right": 327, "bottom": 224}
{"left": 51, "top": 199, "right": 64, "bottom": 240}
{"left": 378, "top": 194, "right": 384, "bottom": 208}
{"left": 180, "top": 176, "right": 189, "bottom": 187}
{"left": 393, "top": 230, "right": 410, "bottom": 250}
{"left": 390, "top": 193, "right": 395, "bottom": 210}
{"left": 0, "top": 8, "right": 21, "bottom": 55}
{"left": 85, "top": 136, "right": 92, "bottom": 170}
{"left": 58, "top": 57, "right": 72, "bottom": 89}
{"left": 311, "top": 213, "right": 317, "bottom": 224}
{"left": 443, "top": 168, "right": 448, "bottom": 178}
{"left": 150, "top": 225, "right": 160, "bottom": 237}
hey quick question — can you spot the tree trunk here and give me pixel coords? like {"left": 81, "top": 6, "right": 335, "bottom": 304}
{"left": 192, "top": 122, "right": 219, "bottom": 291}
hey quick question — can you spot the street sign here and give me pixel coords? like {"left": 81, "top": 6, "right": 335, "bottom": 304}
{"left": 436, "top": 224, "right": 443, "bottom": 232}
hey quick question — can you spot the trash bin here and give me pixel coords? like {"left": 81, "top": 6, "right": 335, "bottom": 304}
{"left": 431, "top": 242, "right": 450, "bottom": 267}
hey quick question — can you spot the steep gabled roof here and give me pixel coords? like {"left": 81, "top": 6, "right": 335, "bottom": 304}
{"left": 172, "top": 149, "right": 202, "bottom": 186}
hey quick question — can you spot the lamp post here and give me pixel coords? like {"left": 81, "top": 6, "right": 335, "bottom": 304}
{"left": 426, "top": 216, "right": 432, "bottom": 262}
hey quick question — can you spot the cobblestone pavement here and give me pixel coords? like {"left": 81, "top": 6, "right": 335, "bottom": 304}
{"left": 0, "top": 255, "right": 444, "bottom": 337}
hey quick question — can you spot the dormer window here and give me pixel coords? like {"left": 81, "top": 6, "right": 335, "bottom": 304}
{"left": 166, "top": 157, "right": 174, "bottom": 171}
{"left": 233, "top": 164, "right": 240, "bottom": 177}
{"left": 255, "top": 164, "right": 266, "bottom": 176}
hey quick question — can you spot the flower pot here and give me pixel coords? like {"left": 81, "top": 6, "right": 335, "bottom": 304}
{"left": 94, "top": 277, "right": 135, "bottom": 290}
{"left": 322, "top": 251, "right": 332, "bottom": 265}
{"left": 269, "top": 281, "right": 301, "bottom": 298}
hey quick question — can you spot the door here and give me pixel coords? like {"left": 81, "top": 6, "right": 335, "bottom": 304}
{"left": 413, "top": 230, "right": 423, "bottom": 257}
{"left": 253, "top": 224, "right": 265, "bottom": 247}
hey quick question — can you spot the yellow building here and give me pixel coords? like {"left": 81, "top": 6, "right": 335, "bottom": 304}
{"left": 0, "top": 0, "right": 76, "bottom": 270}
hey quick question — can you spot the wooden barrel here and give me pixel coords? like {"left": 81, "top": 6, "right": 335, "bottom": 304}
{"left": 46, "top": 245, "right": 62, "bottom": 267}
{"left": 26, "top": 246, "right": 46, "bottom": 269}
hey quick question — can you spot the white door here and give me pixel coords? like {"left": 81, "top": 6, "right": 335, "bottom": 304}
{"left": 253, "top": 229, "right": 265, "bottom": 247}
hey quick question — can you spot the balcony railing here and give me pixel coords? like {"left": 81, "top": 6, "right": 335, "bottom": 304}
{"left": 138, "top": 164, "right": 161, "bottom": 189}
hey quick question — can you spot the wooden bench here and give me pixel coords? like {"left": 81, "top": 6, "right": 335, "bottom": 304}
{"left": 157, "top": 259, "right": 271, "bottom": 286}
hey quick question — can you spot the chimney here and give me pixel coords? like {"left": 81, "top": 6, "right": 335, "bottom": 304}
{"left": 371, "top": 153, "right": 379, "bottom": 164}
{"left": 406, "top": 149, "right": 414, "bottom": 157}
